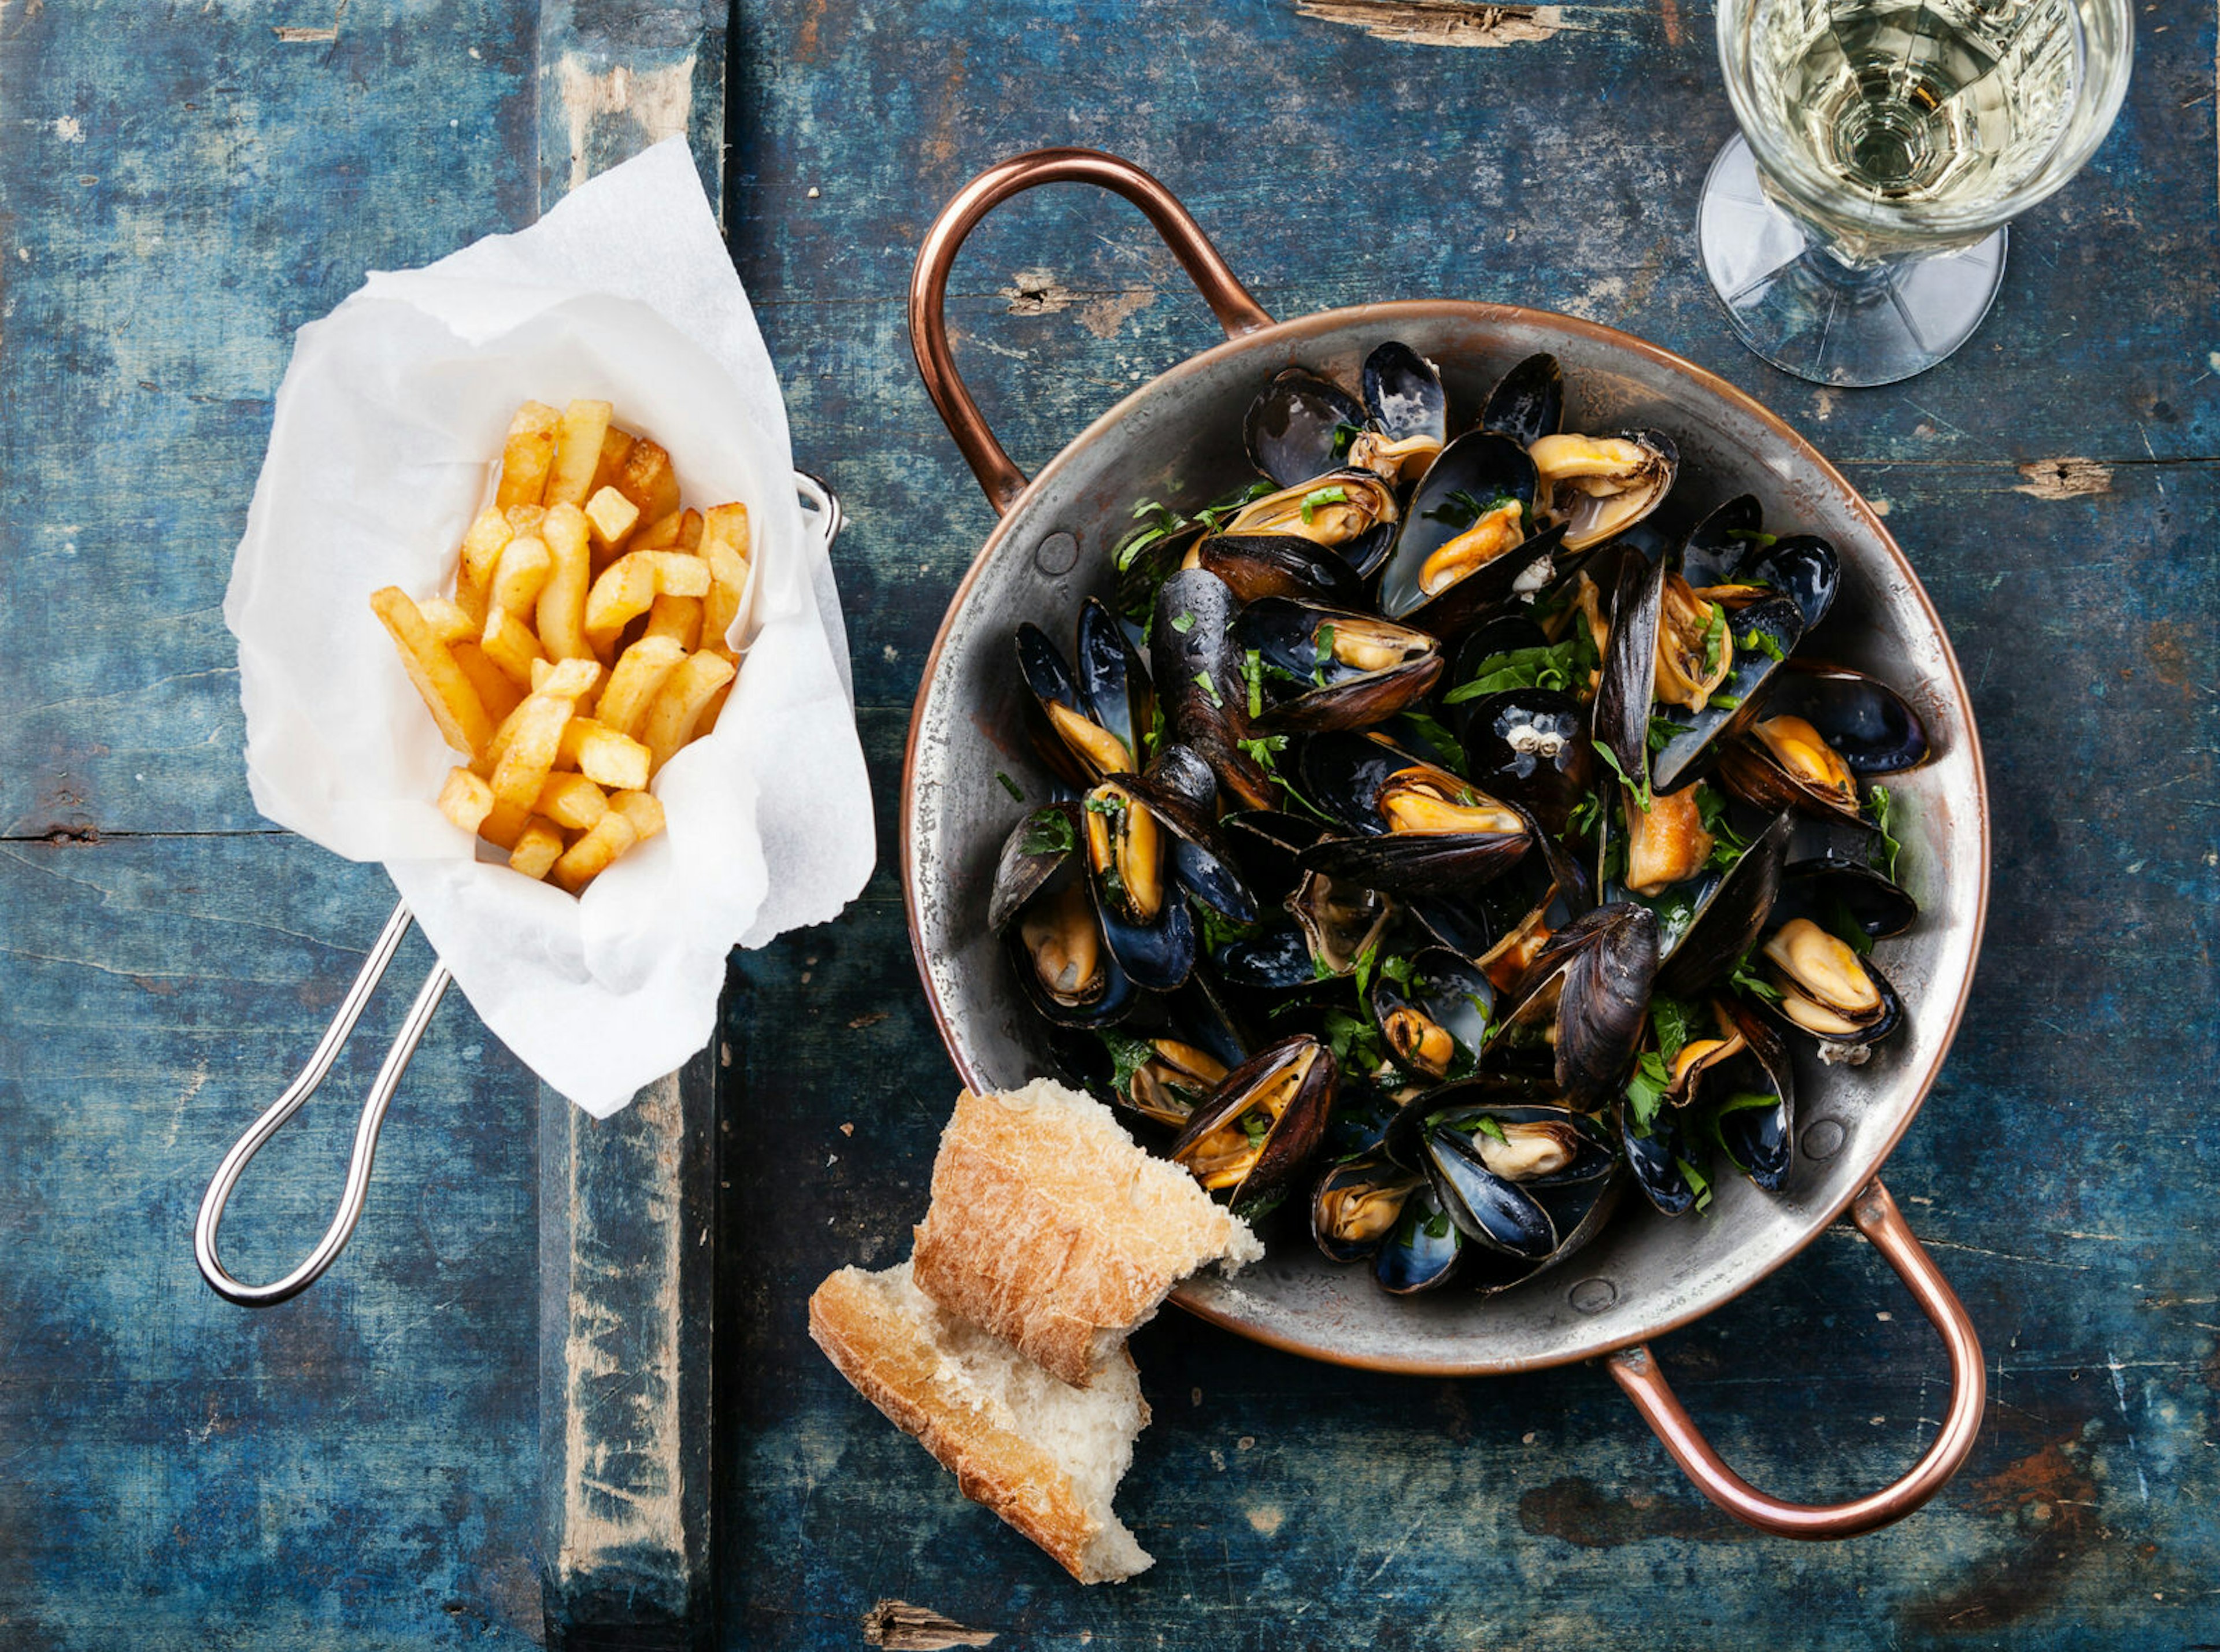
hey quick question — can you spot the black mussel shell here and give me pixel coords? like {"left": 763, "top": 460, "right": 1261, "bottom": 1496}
{"left": 1481, "top": 352, "right": 1563, "bottom": 450}
{"left": 1016, "top": 623, "right": 1108, "bottom": 788}
{"left": 1459, "top": 689, "right": 1592, "bottom": 833}
{"left": 1649, "top": 594, "right": 1808, "bottom": 794}
{"left": 1655, "top": 809, "right": 1794, "bottom": 998}
{"left": 1711, "top": 1002, "right": 1796, "bottom": 1191}
{"left": 1678, "top": 494, "right": 1763, "bottom": 588}
{"left": 1236, "top": 599, "right": 1444, "bottom": 734}
{"left": 1421, "top": 1128, "right": 1557, "bottom": 1260}
{"left": 1763, "top": 664, "right": 1931, "bottom": 776}
{"left": 1619, "top": 1095, "right": 1699, "bottom": 1216}
{"left": 1777, "top": 857, "right": 1919, "bottom": 939}
{"left": 1379, "top": 432, "right": 1555, "bottom": 635}
{"left": 1301, "top": 823, "right": 1530, "bottom": 901}
{"left": 1152, "top": 569, "right": 1279, "bottom": 812}
{"left": 1299, "top": 729, "right": 1418, "bottom": 834}
{"left": 989, "top": 802, "right": 1081, "bottom": 932}
{"left": 1312, "top": 1154, "right": 1424, "bottom": 1264}
{"left": 1111, "top": 517, "right": 1205, "bottom": 636}
{"left": 1714, "top": 727, "right": 1863, "bottom": 825}
{"left": 1076, "top": 597, "right": 1152, "bottom": 765}
{"left": 1093, "top": 870, "right": 1195, "bottom": 995}
{"left": 1591, "top": 549, "right": 1665, "bottom": 785}
{"left": 1404, "top": 890, "right": 1496, "bottom": 956}
{"left": 1143, "top": 741, "right": 1218, "bottom": 813}
{"left": 1196, "top": 532, "right": 1364, "bottom": 607}
{"left": 1418, "top": 1097, "right": 1615, "bottom": 1188}
{"left": 1002, "top": 852, "right": 1137, "bottom": 1029}
{"left": 1244, "top": 368, "right": 1367, "bottom": 490}
{"left": 1756, "top": 920, "right": 1905, "bottom": 1057}
{"left": 1289, "top": 870, "right": 1397, "bottom": 977}
{"left": 1126, "top": 758, "right": 1258, "bottom": 925}
{"left": 1214, "top": 921, "right": 1318, "bottom": 994}
{"left": 1460, "top": 1172, "right": 1623, "bottom": 1299}
{"left": 1738, "top": 535, "right": 1840, "bottom": 632}
{"left": 1495, "top": 902, "right": 1659, "bottom": 1110}
{"left": 1374, "top": 1178, "right": 1467, "bottom": 1294}
{"left": 1221, "top": 809, "right": 1324, "bottom": 899}
{"left": 1049, "top": 977, "right": 1244, "bottom": 1131}
{"left": 1169, "top": 1034, "right": 1338, "bottom": 1214}
{"left": 1321, "top": 1071, "right": 1407, "bottom": 1162}
{"left": 1370, "top": 947, "right": 1493, "bottom": 1083}
{"left": 1361, "top": 342, "right": 1448, "bottom": 446}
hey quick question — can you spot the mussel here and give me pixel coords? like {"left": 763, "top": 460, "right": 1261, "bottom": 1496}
{"left": 1530, "top": 430, "right": 1677, "bottom": 551}
{"left": 1300, "top": 734, "right": 1533, "bottom": 899}
{"left": 1235, "top": 599, "right": 1444, "bottom": 732}
{"left": 1168, "top": 1034, "right": 1337, "bottom": 1216}
{"left": 990, "top": 805, "right": 1137, "bottom": 1028}
{"left": 1487, "top": 903, "right": 1659, "bottom": 1110}
{"left": 1757, "top": 917, "right": 1903, "bottom": 1061}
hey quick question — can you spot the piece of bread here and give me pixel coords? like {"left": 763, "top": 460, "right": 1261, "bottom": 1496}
{"left": 910, "top": 1079, "right": 1264, "bottom": 1388}
{"left": 808, "top": 1259, "right": 1155, "bottom": 1584}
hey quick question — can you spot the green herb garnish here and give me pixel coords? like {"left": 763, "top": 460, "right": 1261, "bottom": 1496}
{"left": 1870, "top": 784, "right": 1904, "bottom": 880}
{"left": 1442, "top": 640, "right": 1583, "bottom": 702}
{"left": 1244, "top": 647, "right": 1265, "bottom": 719}
{"left": 1194, "top": 669, "right": 1223, "bottom": 709}
{"left": 1113, "top": 499, "right": 1190, "bottom": 571}
{"left": 1471, "top": 1114, "right": 1509, "bottom": 1144}
{"left": 1195, "top": 479, "right": 1275, "bottom": 531}
{"left": 1625, "top": 1050, "right": 1673, "bottom": 1132}
{"left": 1726, "top": 528, "right": 1779, "bottom": 550}
{"left": 1422, "top": 1210, "right": 1452, "bottom": 1241}
{"left": 1299, "top": 486, "right": 1348, "bottom": 524}
{"left": 1100, "top": 1028, "right": 1157, "bottom": 1095}
{"left": 1678, "top": 1155, "right": 1715, "bottom": 1213}
{"left": 1169, "top": 610, "right": 1195, "bottom": 634}
{"left": 1700, "top": 603, "right": 1729, "bottom": 677}
{"left": 1594, "top": 740, "right": 1651, "bottom": 813}
{"left": 1019, "top": 806, "right": 1074, "bottom": 857}
{"left": 1331, "top": 421, "right": 1365, "bottom": 458}
{"left": 1649, "top": 995, "right": 1700, "bottom": 1066}
{"left": 1397, "top": 712, "right": 1469, "bottom": 777}
{"left": 1312, "top": 623, "right": 1337, "bottom": 687}
{"left": 1707, "top": 692, "right": 1742, "bottom": 712}
{"left": 1647, "top": 714, "right": 1684, "bottom": 754}
{"left": 1748, "top": 629, "right": 1787, "bottom": 664}
{"left": 995, "top": 771, "right": 1025, "bottom": 802}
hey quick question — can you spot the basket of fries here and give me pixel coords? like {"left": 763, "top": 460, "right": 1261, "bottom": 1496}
{"left": 201, "top": 140, "right": 872, "bottom": 1303}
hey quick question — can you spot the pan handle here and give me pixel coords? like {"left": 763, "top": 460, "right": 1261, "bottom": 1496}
{"left": 1604, "top": 1177, "right": 1985, "bottom": 1539}
{"left": 909, "top": 147, "right": 1275, "bottom": 516}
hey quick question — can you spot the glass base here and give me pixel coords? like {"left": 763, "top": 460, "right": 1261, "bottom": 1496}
{"left": 1697, "top": 134, "right": 2006, "bottom": 388}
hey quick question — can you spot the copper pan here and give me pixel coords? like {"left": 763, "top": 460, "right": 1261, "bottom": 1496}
{"left": 901, "top": 149, "right": 1989, "bottom": 1539}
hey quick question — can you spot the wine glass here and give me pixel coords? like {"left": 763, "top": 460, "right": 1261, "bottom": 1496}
{"left": 1699, "top": 0, "right": 2134, "bottom": 387}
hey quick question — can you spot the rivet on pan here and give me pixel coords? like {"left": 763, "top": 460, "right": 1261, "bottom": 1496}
{"left": 1033, "top": 531, "right": 1079, "bottom": 576}
{"left": 1568, "top": 1277, "right": 1618, "bottom": 1315}
{"left": 1803, "top": 1118, "right": 1847, "bottom": 1161}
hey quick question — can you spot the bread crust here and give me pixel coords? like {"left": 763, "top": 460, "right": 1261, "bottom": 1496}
{"left": 911, "top": 1082, "right": 1256, "bottom": 1388}
{"left": 806, "top": 1264, "right": 1149, "bottom": 1584}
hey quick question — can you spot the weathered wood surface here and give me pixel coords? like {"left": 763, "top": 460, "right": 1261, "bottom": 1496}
{"left": 0, "top": 0, "right": 2215, "bottom": 1648}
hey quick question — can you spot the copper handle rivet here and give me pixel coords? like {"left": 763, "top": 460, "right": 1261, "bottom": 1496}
{"left": 1803, "top": 1118, "right": 1847, "bottom": 1161}
{"left": 1568, "top": 1276, "right": 1618, "bottom": 1315}
{"left": 1033, "top": 531, "right": 1079, "bottom": 576}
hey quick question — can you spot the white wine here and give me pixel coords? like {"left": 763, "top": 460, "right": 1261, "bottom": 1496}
{"left": 1747, "top": 0, "right": 2082, "bottom": 253}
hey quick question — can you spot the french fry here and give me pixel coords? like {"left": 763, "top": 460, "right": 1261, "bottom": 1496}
{"left": 608, "top": 790, "right": 665, "bottom": 843}
{"left": 504, "top": 503, "right": 547, "bottom": 536}
{"left": 553, "top": 811, "right": 639, "bottom": 894}
{"left": 527, "top": 657, "right": 603, "bottom": 701}
{"left": 584, "top": 550, "right": 712, "bottom": 654}
{"left": 452, "top": 641, "right": 524, "bottom": 725}
{"left": 371, "top": 586, "right": 494, "bottom": 757}
{"left": 453, "top": 567, "right": 490, "bottom": 630}
{"left": 557, "top": 718, "right": 652, "bottom": 791}
{"left": 479, "top": 798, "right": 530, "bottom": 851}
{"left": 534, "top": 772, "right": 610, "bottom": 831}
{"left": 546, "top": 399, "right": 614, "bottom": 508}
{"left": 643, "top": 593, "right": 702, "bottom": 651}
{"left": 641, "top": 649, "right": 737, "bottom": 776}
{"left": 510, "top": 817, "right": 565, "bottom": 881}
{"left": 495, "top": 402, "right": 561, "bottom": 510}
{"left": 697, "top": 651, "right": 738, "bottom": 734}
{"left": 480, "top": 610, "right": 546, "bottom": 687}
{"left": 702, "top": 502, "right": 750, "bottom": 561}
{"left": 489, "top": 692, "right": 577, "bottom": 810}
{"left": 536, "top": 503, "right": 594, "bottom": 661}
{"left": 416, "top": 597, "right": 476, "bottom": 646}
{"left": 617, "top": 437, "right": 683, "bottom": 525}
{"left": 438, "top": 767, "right": 496, "bottom": 834}
{"left": 591, "top": 426, "right": 636, "bottom": 497}
{"left": 487, "top": 534, "right": 553, "bottom": 628}
{"left": 700, "top": 536, "right": 750, "bottom": 650}
{"left": 596, "top": 635, "right": 688, "bottom": 740}
{"left": 631, "top": 510, "right": 683, "bottom": 550}
{"left": 674, "top": 509, "right": 704, "bottom": 551}
{"left": 583, "top": 486, "right": 640, "bottom": 558}
{"left": 461, "top": 507, "right": 515, "bottom": 590}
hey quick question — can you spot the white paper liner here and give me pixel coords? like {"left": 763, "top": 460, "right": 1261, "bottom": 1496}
{"left": 225, "top": 140, "right": 875, "bottom": 1116}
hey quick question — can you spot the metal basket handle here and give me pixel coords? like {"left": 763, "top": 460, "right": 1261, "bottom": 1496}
{"left": 194, "top": 899, "right": 449, "bottom": 1306}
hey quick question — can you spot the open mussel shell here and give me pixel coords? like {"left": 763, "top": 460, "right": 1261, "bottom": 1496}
{"left": 1737, "top": 535, "right": 1840, "bottom": 631}
{"left": 1168, "top": 1034, "right": 1337, "bottom": 1216}
{"left": 1407, "top": 1099, "right": 1615, "bottom": 1276}
{"left": 1374, "top": 1177, "right": 1468, "bottom": 1295}
{"left": 1777, "top": 856, "right": 1919, "bottom": 939}
{"left": 1714, "top": 715, "right": 1866, "bottom": 825}
{"left": 1218, "top": 469, "right": 1401, "bottom": 577}
{"left": 1678, "top": 494, "right": 1763, "bottom": 588}
{"left": 1649, "top": 595, "right": 1807, "bottom": 794}
{"left": 988, "top": 802, "right": 1081, "bottom": 934}
{"left": 1369, "top": 947, "right": 1493, "bottom": 1083}
{"left": 1762, "top": 663, "right": 1931, "bottom": 776}
{"left": 1312, "top": 1153, "right": 1425, "bottom": 1265}
{"left": 1654, "top": 809, "right": 1794, "bottom": 998}
{"left": 1152, "top": 569, "right": 1279, "bottom": 812}
{"left": 1016, "top": 623, "right": 1117, "bottom": 789}
{"left": 1073, "top": 597, "right": 1153, "bottom": 766}
{"left": 1245, "top": 368, "right": 1367, "bottom": 490}
{"left": 1299, "top": 786, "right": 1531, "bottom": 900}
{"left": 1458, "top": 688, "right": 1592, "bottom": 834}
{"left": 1708, "top": 1001, "right": 1797, "bottom": 1191}
{"left": 1379, "top": 432, "right": 1557, "bottom": 635}
{"left": 1489, "top": 902, "right": 1659, "bottom": 1110}
{"left": 1755, "top": 917, "right": 1904, "bottom": 1060}
{"left": 1125, "top": 751, "right": 1258, "bottom": 925}
{"left": 1481, "top": 352, "right": 1564, "bottom": 451}
{"left": 1531, "top": 429, "right": 1678, "bottom": 553}
{"left": 1194, "top": 531, "right": 1364, "bottom": 607}
{"left": 1423, "top": 1129, "right": 1556, "bottom": 1260}
{"left": 1235, "top": 599, "right": 1444, "bottom": 732}
{"left": 1050, "top": 969, "right": 1251, "bottom": 1131}
{"left": 1618, "top": 1095, "right": 1700, "bottom": 1216}
{"left": 1079, "top": 779, "right": 1197, "bottom": 993}
{"left": 1459, "top": 1172, "right": 1623, "bottom": 1299}
{"left": 1362, "top": 341, "right": 1448, "bottom": 446}
{"left": 1591, "top": 548, "right": 1666, "bottom": 784}
{"left": 994, "top": 820, "right": 1137, "bottom": 1029}
{"left": 1289, "top": 871, "right": 1397, "bottom": 979}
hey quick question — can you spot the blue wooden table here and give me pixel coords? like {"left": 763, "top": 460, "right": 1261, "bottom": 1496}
{"left": 3, "top": 1, "right": 2216, "bottom": 1647}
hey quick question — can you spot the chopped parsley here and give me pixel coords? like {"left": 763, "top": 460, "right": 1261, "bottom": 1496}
{"left": 1244, "top": 647, "right": 1265, "bottom": 718}
{"left": 1694, "top": 783, "right": 1748, "bottom": 870}
{"left": 1331, "top": 420, "right": 1364, "bottom": 458}
{"left": 1113, "top": 499, "right": 1190, "bottom": 572}
{"left": 1870, "top": 784, "right": 1904, "bottom": 880}
{"left": 1168, "top": 610, "right": 1196, "bottom": 634}
{"left": 1471, "top": 1114, "right": 1509, "bottom": 1144}
{"left": 1646, "top": 714, "right": 1684, "bottom": 754}
{"left": 1299, "top": 485, "right": 1349, "bottom": 524}
{"left": 1830, "top": 894, "right": 1875, "bottom": 956}
{"left": 996, "top": 770, "right": 1025, "bottom": 802}
{"left": 1422, "top": 1209, "right": 1453, "bottom": 1241}
{"left": 1678, "top": 1155, "right": 1715, "bottom": 1213}
{"left": 1707, "top": 692, "right": 1742, "bottom": 712}
{"left": 1322, "top": 1006, "right": 1386, "bottom": 1073}
{"left": 1195, "top": 479, "right": 1276, "bottom": 531}
{"left": 1567, "top": 789, "right": 1604, "bottom": 838}
{"left": 1625, "top": 1050, "right": 1673, "bottom": 1132}
{"left": 1726, "top": 528, "right": 1779, "bottom": 549}
{"left": 1397, "top": 712, "right": 1468, "bottom": 776}
{"left": 1594, "top": 740, "right": 1651, "bottom": 813}
{"left": 1649, "top": 994, "right": 1700, "bottom": 1066}
{"left": 1443, "top": 639, "right": 1583, "bottom": 701}
{"left": 1236, "top": 731, "right": 1289, "bottom": 771}
{"left": 1728, "top": 947, "right": 1783, "bottom": 1005}
{"left": 1700, "top": 603, "right": 1729, "bottom": 677}
{"left": 1019, "top": 806, "right": 1074, "bottom": 857}
{"left": 1193, "top": 669, "right": 1223, "bottom": 709}
{"left": 1379, "top": 952, "right": 1416, "bottom": 990}
{"left": 1352, "top": 939, "right": 1381, "bottom": 1001}
{"left": 1747, "top": 628, "right": 1787, "bottom": 664}
{"left": 1313, "top": 623, "right": 1338, "bottom": 686}
{"left": 1240, "top": 1110, "right": 1274, "bottom": 1147}
{"left": 1099, "top": 1028, "right": 1157, "bottom": 1095}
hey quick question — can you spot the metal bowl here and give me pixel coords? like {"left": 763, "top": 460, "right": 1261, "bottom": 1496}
{"left": 901, "top": 151, "right": 1989, "bottom": 1537}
